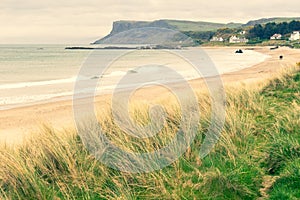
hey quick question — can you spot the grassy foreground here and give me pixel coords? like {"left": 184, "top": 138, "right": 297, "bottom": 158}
{"left": 0, "top": 65, "right": 300, "bottom": 199}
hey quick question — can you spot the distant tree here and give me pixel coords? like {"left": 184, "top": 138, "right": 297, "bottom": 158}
{"left": 263, "top": 22, "right": 277, "bottom": 39}
{"left": 247, "top": 20, "right": 300, "bottom": 40}
{"left": 278, "top": 22, "right": 289, "bottom": 35}
{"left": 248, "top": 24, "right": 264, "bottom": 38}
{"left": 183, "top": 31, "right": 215, "bottom": 41}
{"left": 289, "top": 20, "right": 300, "bottom": 32}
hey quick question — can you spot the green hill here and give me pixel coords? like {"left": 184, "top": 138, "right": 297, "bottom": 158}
{"left": 93, "top": 19, "right": 242, "bottom": 44}
{"left": 162, "top": 20, "right": 242, "bottom": 32}
{"left": 244, "top": 17, "right": 300, "bottom": 26}
{"left": 93, "top": 17, "right": 300, "bottom": 44}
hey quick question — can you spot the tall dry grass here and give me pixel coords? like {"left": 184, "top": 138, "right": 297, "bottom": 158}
{"left": 0, "top": 64, "right": 299, "bottom": 199}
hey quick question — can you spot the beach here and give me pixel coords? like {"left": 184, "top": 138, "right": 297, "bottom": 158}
{"left": 1, "top": 46, "right": 299, "bottom": 144}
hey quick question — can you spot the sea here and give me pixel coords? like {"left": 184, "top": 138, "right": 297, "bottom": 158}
{"left": 0, "top": 44, "right": 269, "bottom": 110}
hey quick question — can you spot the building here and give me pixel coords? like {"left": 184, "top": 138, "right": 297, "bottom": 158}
{"left": 210, "top": 37, "right": 224, "bottom": 42}
{"left": 289, "top": 31, "right": 300, "bottom": 41}
{"left": 229, "top": 35, "right": 249, "bottom": 43}
{"left": 270, "top": 34, "right": 282, "bottom": 40}
{"left": 239, "top": 30, "right": 246, "bottom": 35}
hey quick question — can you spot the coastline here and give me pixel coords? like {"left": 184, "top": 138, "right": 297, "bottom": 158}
{"left": 1, "top": 46, "right": 299, "bottom": 144}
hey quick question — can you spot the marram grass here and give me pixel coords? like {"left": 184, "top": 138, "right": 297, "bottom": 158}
{"left": 0, "top": 64, "right": 299, "bottom": 199}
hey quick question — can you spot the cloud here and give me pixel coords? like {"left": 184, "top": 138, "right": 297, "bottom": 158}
{"left": 0, "top": 0, "right": 299, "bottom": 43}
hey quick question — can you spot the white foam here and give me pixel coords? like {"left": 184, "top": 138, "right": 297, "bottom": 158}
{"left": 0, "top": 76, "right": 77, "bottom": 90}
{"left": 0, "top": 91, "right": 73, "bottom": 110}
{"left": 104, "top": 70, "right": 127, "bottom": 77}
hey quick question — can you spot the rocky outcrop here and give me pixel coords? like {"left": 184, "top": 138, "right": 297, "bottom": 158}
{"left": 93, "top": 20, "right": 177, "bottom": 44}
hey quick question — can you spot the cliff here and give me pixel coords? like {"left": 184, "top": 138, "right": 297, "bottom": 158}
{"left": 92, "top": 19, "right": 241, "bottom": 44}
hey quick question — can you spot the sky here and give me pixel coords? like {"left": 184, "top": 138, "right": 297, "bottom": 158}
{"left": 0, "top": 0, "right": 299, "bottom": 44}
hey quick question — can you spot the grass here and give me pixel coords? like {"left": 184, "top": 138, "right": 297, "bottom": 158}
{"left": 166, "top": 20, "right": 241, "bottom": 32}
{"left": 0, "top": 64, "right": 300, "bottom": 199}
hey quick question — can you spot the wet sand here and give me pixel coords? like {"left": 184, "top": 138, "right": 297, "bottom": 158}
{"left": 1, "top": 46, "right": 299, "bottom": 144}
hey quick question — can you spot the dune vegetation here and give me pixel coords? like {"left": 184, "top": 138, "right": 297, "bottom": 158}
{"left": 0, "top": 64, "right": 299, "bottom": 199}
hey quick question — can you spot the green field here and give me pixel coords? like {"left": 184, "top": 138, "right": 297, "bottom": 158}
{"left": 0, "top": 64, "right": 299, "bottom": 199}
{"left": 166, "top": 20, "right": 242, "bottom": 32}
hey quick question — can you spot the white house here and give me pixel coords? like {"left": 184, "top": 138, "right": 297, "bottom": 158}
{"left": 289, "top": 31, "right": 300, "bottom": 41}
{"left": 210, "top": 37, "right": 224, "bottom": 42}
{"left": 270, "top": 34, "right": 282, "bottom": 40}
{"left": 229, "top": 35, "right": 249, "bottom": 43}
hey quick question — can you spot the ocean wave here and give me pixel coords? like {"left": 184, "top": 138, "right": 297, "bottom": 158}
{"left": 0, "top": 91, "right": 73, "bottom": 110}
{"left": 0, "top": 76, "right": 77, "bottom": 90}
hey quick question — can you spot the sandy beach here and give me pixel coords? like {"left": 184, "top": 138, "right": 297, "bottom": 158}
{"left": 1, "top": 46, "right": 299, "bottom": 144}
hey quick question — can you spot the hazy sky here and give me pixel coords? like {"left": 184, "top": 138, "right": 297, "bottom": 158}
{"left": 1, "top": 0, "right": 299, "bottom": 44}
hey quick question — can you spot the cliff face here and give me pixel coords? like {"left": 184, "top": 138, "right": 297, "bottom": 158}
{"left": 93, "top": 20, "right": 178, "bottom": 44}
{"left": 109, "top": 20, "right": 176, "bottom": 35}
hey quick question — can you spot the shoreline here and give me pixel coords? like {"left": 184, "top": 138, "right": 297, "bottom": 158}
{"left": 1, "top": 46, "right": 299, "bottom": 144}
{"left": 0, "top": 46, "right": 268, "bottom": 112}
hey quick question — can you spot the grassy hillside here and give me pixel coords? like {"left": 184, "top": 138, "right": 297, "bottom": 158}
{"left": 245, "top": 17, "right": 300, "bottom": 26}
{"left": 165, "top": 20, "right": 241, "bottom": 32}
{"left": 93, "top": 20, "right": 242, "bottom": 44}
{"left": 0, "top": 64, "right": 299, "bottom": 199}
